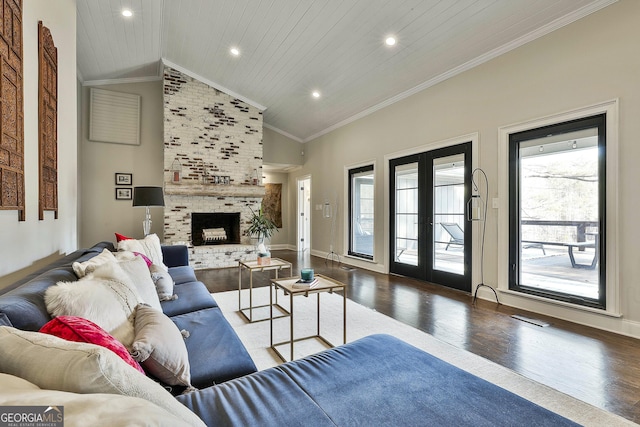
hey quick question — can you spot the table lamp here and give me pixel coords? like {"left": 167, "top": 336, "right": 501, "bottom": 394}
{"left": 133, "top": 186, "right": 165, "bottom": 236}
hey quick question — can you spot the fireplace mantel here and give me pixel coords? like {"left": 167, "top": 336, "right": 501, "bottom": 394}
{"left": 164, "top": 183, "right": 265, "bottom": 198}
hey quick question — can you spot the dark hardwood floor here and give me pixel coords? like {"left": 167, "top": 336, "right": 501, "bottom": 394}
{"left": 196, "top": 250, "right": 640, "bottom": 423}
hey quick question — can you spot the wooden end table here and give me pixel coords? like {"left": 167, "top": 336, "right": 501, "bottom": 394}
{"left": 270, "top": 274, "right": 347, "bottom": 362}
{"left": 238, "top": 258, "right": 292, "bottom": 322}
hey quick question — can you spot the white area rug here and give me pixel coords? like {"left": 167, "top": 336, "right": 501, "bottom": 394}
{"left": 214, "top": 287, "right": 635, "bottom": 426}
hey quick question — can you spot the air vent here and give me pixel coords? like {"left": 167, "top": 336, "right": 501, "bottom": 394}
{"left": 511, "top": 314, "right": 550, "bottom": 327}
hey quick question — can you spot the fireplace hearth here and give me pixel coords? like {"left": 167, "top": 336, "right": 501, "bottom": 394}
{"left": 191, "top": 213, "right": 240, "bottom": 246}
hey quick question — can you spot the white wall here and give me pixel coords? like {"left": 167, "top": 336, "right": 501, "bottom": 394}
{"left": 263, "top": 172, "right": 291, "bottom": 248}
{"left": 263, "top": 127, "right": 302, "bottom": 250}
{"left": 294, "top": 0, "right": 640, "bottom": 336}
{"left": 79, "top": 81, "right": 164, "bottom": 247}
{"left": 263, "top": 126, "right": 303, "bottom": 166}
{"left": 0, "top": 0, "right": 77, "bottom": 289}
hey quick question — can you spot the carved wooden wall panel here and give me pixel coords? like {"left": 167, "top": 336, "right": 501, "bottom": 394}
{"left": 0, "top": 0, "right": 24, "bottom": 220}
{"left": 38, "top": 21, "right": 57, "bottom": 219}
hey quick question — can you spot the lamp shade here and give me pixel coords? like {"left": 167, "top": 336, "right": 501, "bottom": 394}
{"left": 133, "top": 186, "right": 165, "bottom": 207}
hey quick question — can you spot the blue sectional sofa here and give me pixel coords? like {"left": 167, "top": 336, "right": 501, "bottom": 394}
{"left": 0, "top": 242, "right": 580, "bottom": 426}
{"left": 0, "top": 242, "right": 257, "bottom": 391}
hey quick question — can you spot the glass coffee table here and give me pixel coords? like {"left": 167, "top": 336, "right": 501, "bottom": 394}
{"left": 238, "top": 258, "right": 292, "bottom": 323}
{"left": 270, "top": 274, "right": 347, "bottom": 362}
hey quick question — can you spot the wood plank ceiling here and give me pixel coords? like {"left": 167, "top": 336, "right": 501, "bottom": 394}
{"left": 76, "top": 0, "right": 617, "bottom": 142}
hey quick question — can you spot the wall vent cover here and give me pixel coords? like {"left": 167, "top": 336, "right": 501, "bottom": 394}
{"left": 511, "top": 314, "right": 550, "bottom": 327}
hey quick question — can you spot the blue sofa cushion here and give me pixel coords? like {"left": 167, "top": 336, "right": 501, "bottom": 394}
{"left": 168, "top": 265, "right": 198, "bottom": 286}
{"left": 0, "top": 313, "right": 12, "bottom": 326}
{"left": 161, "top": 282, "right": 217, "bottom": 317}
{"left": 179, "top": 334, "right": 578, "bottom": 426}
{"left": 0, "top": 268, "right": 77, "bottom": 331}
{"left": 171, "top": 307, "right": 257, "bottom": 388}
{"left": 87, "top": 241, "right": 116, "bottom": 253}
{"left": 276, "top": 334, "right": 579, "bottom": 427}
{"left": 161, "top": 245, "right": 189, "bottom": 268}
{"left": 0, "top": 244, "right": 113, "bottom": 294}
{"left": 177, "top": 366, "right": 335, "bottom": 427}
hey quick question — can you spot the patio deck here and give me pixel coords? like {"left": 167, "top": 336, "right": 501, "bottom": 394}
{"left": 399, "top": 245, "right": 599, "bottom": 300}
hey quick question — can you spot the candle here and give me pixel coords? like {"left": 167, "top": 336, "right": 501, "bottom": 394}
{"left": 301, "top": 268, "right": 314, "bottom": 282}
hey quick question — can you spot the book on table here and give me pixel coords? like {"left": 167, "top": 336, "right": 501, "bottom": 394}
{"left": 293, "top": 278, "right": 319, "bottom": 288}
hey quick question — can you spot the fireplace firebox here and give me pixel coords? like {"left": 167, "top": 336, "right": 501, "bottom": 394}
{"left": 191, "top": 213, "right": 240, "bottom": 246}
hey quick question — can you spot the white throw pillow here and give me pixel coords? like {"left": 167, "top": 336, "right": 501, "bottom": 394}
{"left": 117, "top": 257, "right": 162, "bottom": 311}
{"left": 0, "top": 328, "right": 205, "bottom": 427}
{"left": 45, "top": 262, "right": 142, "bottom": 348}
{"left": 0, "top": 373, "right": 194, "bottom": 427}
{"left": 117, "top": 234, "right": 167, "bottom": 271}
{"left": 131, "top": 304, "right": 193, "bottom": 389}
{"left": 72, "top": 248, "right": 117, "bottom": 278}
{"left": 150, "top": 264, "right": 177, "bottom": 301}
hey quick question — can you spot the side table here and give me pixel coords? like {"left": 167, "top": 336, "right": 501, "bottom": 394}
{"left": 238, "top": 258, "right": 292, "bottom": 322}
{"left": 270, "top": 274, "right": 346, "bottom": 362}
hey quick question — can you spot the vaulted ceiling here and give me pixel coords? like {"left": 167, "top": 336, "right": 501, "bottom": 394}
{"left": 77, "top": 0, "right": 616, "bottom": 142}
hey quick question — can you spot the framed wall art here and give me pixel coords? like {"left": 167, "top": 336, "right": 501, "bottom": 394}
{"left": 115, "top": 173, "right": 132, "bottom": 185}
{"left": 39, "top": 20, "right": 58, "bottom": 220}
{"left": 115, "top": 187, "right": 132, "bottom": 200}
{"left": 0, "top": 0, "right": 25, "bottom": 221}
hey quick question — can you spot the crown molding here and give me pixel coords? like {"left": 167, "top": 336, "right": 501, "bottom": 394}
{"left": 82, "top": 75, "right": 162, "bottom": 87}
{"left": 302, "top": 0, "right": 618, "bottom": 143}
{"left": 263, "top": 123, "right": 303, "bottom": 143}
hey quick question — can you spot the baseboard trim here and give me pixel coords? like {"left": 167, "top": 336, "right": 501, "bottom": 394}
{"left": 309, "top": 249, "right": 386, "bottom": 273}
{"left": 474, "top": 287, "right": 640, "bottom": 340}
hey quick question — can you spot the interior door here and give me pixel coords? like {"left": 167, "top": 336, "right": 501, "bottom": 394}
{"left": 389, "top": 143, "right": 471, "bottom": 292}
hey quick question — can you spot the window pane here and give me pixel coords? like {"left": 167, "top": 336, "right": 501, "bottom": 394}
{"left": 395, "top": 163, "right": 418, "bottom": 265}
{"left": 433, "top": 154, "right": 465, "bottom": 275}
{"left": 516, "top": 125, "right": 602, "bottom": 302}
{"left": 350, "top": 166, "right": 374, "bottom": 258}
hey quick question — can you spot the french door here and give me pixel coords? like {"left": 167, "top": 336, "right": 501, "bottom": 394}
{"left": 389, "top": 143, "right": 471, "bottom": 292}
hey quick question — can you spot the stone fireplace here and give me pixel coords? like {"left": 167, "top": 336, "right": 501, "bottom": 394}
{"left": 162, "top": 67, "right": 265, "bottom": 268}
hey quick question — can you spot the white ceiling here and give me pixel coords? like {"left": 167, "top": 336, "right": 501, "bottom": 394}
{"left": 77, "top": 0, "right": 616, "bottom": 142}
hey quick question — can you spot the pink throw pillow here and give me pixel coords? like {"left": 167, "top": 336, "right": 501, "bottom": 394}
{"left": 133, "top": 252, "right": 153, "bottom": 267}
{"left": 40, "top": 316, "right": 144, "bottom": 374}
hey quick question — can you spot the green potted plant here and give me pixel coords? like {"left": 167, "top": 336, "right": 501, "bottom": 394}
{"left": 247, "top": 208, "right": 278, "bottom": 245}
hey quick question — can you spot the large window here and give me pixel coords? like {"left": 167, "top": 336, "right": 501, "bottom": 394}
{"left": 348, "top": 165, "right": 374, "bottom": 259}
{"left": 509, "top": 114, "right": 606, "bottom": 309}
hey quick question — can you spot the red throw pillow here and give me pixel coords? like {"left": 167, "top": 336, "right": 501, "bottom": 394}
{"left": 115, "top": 232, "right": 132, "bottom": 242}
{"left": 40, "top": 316, "right": 144, "bottom": 374}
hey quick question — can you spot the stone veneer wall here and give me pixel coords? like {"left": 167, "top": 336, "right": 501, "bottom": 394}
{"left": 163, "top": 67, "right": 264, "bottom": 268}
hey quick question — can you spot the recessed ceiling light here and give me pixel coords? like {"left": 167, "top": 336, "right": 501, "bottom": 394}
{"left": 122, "top": 9, "right": 133, "bottom": 18}
{"left": 385, "top": 36, "right": 396, "bottom": 46}
{"left": 230, "top": 47, "right": 240, "bottom": 56}
{"left": 312, "top": 91, "right": 321, "bottom": 99}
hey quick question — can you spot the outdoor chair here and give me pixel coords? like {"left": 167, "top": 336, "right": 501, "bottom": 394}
{"left": 441, "top": 222, "right": 464, "bottom": 250}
